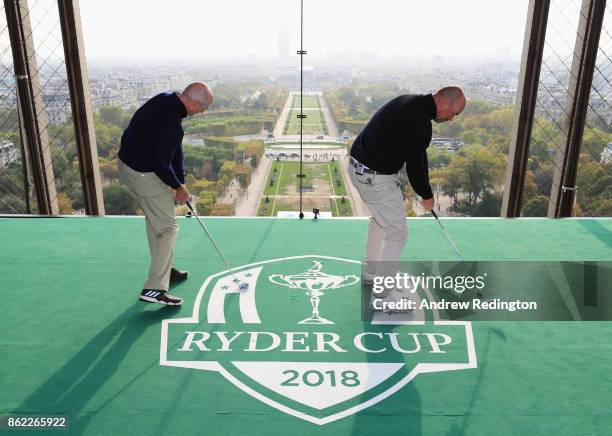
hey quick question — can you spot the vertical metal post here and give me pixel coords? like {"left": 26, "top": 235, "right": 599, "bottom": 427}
{"left": 548, "top": 0, "right": 606, "bottom": 217}
{"left": 4, "top": 0, "right": 58, "bottom": 215}
{"left": 296, "top": 0, "right": 306, "bottom": 219}
{"left": 58, "top": 0, "right": 105, "bottom": 215}
{"left": 501, "top": 0, "right": 550, "bottom": 217}
{"left": 15, "top": 85, "right": 31, "bottom": 213}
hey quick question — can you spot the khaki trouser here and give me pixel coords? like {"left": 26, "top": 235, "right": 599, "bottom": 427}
{"left": 347, "top": 160, "right": 408, "bottom": 276}
{"left": 118, "top": 157, "right": 178, "bottom": 291}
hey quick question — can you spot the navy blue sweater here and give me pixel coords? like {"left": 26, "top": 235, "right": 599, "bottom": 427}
{"left": 119, "top": 92, "right": 187, "bottom": 189}
{"left": 350, "top": 94, "right": 435, "bottom": 199}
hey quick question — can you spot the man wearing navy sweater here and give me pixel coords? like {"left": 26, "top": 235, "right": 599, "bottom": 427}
{"left": 348, "top": 86, "right": 466, "bottom": 295}
{"left": 118, "top": 82, "right": 214, "bottom": 306}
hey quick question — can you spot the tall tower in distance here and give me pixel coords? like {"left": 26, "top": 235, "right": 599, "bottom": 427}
{"left": 277, "top": 21, "right": 295, "bottom": 87}
{"left": 278, "top": 22, "right": 290, "bottom": 65}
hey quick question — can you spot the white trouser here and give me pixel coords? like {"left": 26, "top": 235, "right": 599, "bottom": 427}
{"left": 118, "top": 158, "right": 178, "bottom": 291}
{"left": 347, "top": 160, "right": 407, "bottom": 277}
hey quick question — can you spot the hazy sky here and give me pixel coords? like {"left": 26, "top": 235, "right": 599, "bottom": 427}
{"left": 78, "top": 0, "right": 531, "bottom": 61}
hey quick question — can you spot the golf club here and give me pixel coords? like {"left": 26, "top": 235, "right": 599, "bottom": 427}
{"left": 431, "top": 210, "right": 464, "bottom": 261}
{"left": 186, "top": 201, "right": 249, "bottom": 291}
{"left": 431, "top": 210, "right": 485, "bottom": 299}
{"left": 186, "top": 201, "right": 231, "bottom": 269}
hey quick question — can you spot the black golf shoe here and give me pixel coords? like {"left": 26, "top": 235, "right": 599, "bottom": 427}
{"left": 170, "top": 267, "right": 189, "bottom": 282}
{"left": 139, "top": 289, "right": 182, "bottom": 306}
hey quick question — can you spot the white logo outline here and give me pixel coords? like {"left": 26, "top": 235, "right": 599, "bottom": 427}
{"left": 160, "top": 255, "right": 477, "bottom": 425}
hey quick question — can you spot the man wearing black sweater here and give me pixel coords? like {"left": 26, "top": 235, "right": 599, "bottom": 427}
{"left": 118, "top": 82, "right": 214, "bottom": 306}
{"left": 348, "top": 86, "right": 466, "bottom": 287}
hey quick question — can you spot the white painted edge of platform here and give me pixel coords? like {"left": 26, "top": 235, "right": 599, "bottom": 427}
{"left": 2, "top": 214, "right": 611, "bottom": 220}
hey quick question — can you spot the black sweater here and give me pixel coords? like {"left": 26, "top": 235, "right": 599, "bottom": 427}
{"left": 350, "top": 94, "right": 435, "bottom": 199}
{"left": 119, "top": 92, "right": 187, "bottom": 189}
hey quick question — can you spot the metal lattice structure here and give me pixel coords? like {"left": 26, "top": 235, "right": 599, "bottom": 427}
{"left": 575, "top": 2, "right": 612, "bottom": 216}
{"left": 25, "top": 0, "right": 79, "bottom": 214}
{"left": 0, "top": 2, "right": 33, "bottom": 214}
{"left": 517, "top": 0, "right": 611, "bottom": 217}
{"left": 1, "top": 0, "right": 102, "bottom": 215}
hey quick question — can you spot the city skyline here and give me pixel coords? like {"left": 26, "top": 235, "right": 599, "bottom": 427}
{"left": 2, "top": 0, "right": 591, "bottom": 67}
{"left": 78, "top": 0, "right": 531, "bottom": 61}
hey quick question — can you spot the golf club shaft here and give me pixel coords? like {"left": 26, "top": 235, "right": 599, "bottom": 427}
{"left": 431, "top": 210, "right": 464, "bottom": 262}
{"left": 186, "top": 201, "right": 231, "bottom": 269}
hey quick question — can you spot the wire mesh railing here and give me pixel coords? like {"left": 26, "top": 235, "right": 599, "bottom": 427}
{"left": 0, "top": 0, "right": 80, "bottom": 215}
{"left": 576, "top": 2, "right": 612, "bottom": 216}
{"left": 26, "top": 0, "right": 80, "bottom": 214}
{"left": 523, "top": 0, "right": 611, "bottom": 217}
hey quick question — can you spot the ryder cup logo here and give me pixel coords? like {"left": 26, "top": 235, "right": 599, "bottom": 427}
{"left": 160, "top": 255, "right": 477, "bottom": 425}
{"left": 269, "top": 261, "right": 359, "bottom": 324}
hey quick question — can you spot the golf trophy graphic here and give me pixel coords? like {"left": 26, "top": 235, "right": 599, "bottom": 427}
{"left": 269, "top": 261, "right": 359, "bottom": 324}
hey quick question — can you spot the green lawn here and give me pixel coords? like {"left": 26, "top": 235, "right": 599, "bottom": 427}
{"left": 256, "top": 197, "right": 273, "bottom": 216}
{"left": 264, "top": 162, "right": 307, "bottom": 196}
{"left": 262, "top": 161, "right": 283, "bottom": 197}
{"left": 263, "top": 161, "right": 332, "bottom": 196}
{"left": 326, "top": 160, "right": 353, "bottom": 217}
{"left": 283, "top": 109, "right": 327, "bottom": 135}
{"left": 331, "top": 196, "right": 353, "bottom": 217}
{"left": 257, "top": 198, "right": 335, "bottom": 217}
{"left": 327, "top": 160, "right": 347, "bottom": 196}
{"left": 259, "top": 161, "right": 353, "bottom": 217}
{"left": 291, "top": 95, "right": 320, "bottom": 109}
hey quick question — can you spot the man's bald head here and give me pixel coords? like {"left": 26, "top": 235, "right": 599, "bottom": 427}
{"left": 179, "top": 82, "right": 214, "bottom": 116}
{"left": 433, "top": 86, "right": 466, "bottom": 123}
